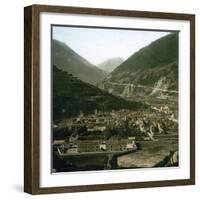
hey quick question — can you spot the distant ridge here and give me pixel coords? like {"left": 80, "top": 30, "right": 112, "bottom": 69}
{"left": 97, "top": 57, "right": 124, "bottom": 73}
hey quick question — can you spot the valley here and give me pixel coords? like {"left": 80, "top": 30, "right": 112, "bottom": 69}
{"left": 52, "top": 32, "right": 179, "bottom": 172}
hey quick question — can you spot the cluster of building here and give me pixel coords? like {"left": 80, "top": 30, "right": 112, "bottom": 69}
{"left": 64, "top": 109, "right": 151, "bottom": 133}
{"left": 53, "top": 107, "right": 178, "bottom": 155}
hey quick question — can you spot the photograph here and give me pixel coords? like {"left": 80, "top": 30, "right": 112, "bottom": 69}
{"left": 52, "top": 26, "right": 179, "bottom": 173}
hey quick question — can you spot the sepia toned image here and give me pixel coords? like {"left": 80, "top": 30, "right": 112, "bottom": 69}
{"left": 52, "top": 25, "right": 179, "bottom": 173}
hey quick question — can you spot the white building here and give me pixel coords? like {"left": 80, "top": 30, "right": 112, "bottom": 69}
{"left": 126, "top": 141, "right": 137, "bottom": 150}
{"left": 67, "top": 144, "right": 79, "bottom": 154}
{"left": 99, "top": 143, "right": 107, "bottom": 151}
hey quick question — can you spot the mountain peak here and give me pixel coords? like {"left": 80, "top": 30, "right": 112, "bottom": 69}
{"left": 97, "top": 57, "right": 124, "bottom": 73}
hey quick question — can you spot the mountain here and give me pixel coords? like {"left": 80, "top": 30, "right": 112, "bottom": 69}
{"left": 100, "top": 33, "right": 178, "bottom": 98}
{"left": 53, "top": 65, "right": 147, "bottom": 121}
{"left": 97, "top": 57, "right": 124, "bottom": 72}
{"left": 53, "top": 39, "right": 107, "bottom": 85}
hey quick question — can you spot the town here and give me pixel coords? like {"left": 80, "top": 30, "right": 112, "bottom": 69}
{"left": 53, "top": 105, "right": 178, "bottom": 157}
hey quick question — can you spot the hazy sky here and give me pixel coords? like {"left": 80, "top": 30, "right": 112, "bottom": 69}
{"left": 52, "top": 26, "right": 171, "bottom": 65}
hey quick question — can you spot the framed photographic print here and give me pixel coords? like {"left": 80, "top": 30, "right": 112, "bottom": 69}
{"left": 24, "top": 4, "right": 195, "bottom": 194}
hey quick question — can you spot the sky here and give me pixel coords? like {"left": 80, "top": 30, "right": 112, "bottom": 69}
{"left": 52, "top": 26, "right": 171, "bottom": 65}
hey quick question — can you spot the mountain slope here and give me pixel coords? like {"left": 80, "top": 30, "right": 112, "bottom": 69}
{"left": 98, "top": 57, "right": 124, "bottom": 72}
{"left": 53, "top": 65, "right": 147, "bottom": 121}
{"left": 111, "top": 33, "right": 178, "bottom": 76}
{"left": 53, "top": 39, "right": 107, "bottom": 85}
{"left": 101, "top": 33, "right": 178, "bottom": 97}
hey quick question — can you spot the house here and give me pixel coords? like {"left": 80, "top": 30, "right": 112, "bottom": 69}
{"left": 143, "top": 137, "right": 151, "bottom": 141}
{"left": 87, "top": 125, "right": 95, "bottom": 132}
{"left": 128, "top": 136, "right": 136, "bottom": 140}
{"left": 53, "top": 140, "right": 65, "bottom": 150}
{"left": 53, "top": 140, "right": 65, "bottom": 145}
{"left": 53, "top": 140, "right": 66, "bottom": 151}
{"left": 99, "top": 142, "right": 107, "bottom": 151}
{"left": 94, "top": 125, "right": 106, "bottom": 132}
{"left": 126, "top": 141, "right": 137, "bottom": 150}
{"left": 67, "top": 144, "right": 79, "bottom": 154}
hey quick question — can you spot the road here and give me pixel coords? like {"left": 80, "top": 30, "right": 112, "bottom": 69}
{"left": 103, "top": 81, "right": 178, "bottom": 94}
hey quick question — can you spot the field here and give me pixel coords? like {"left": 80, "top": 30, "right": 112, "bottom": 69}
{"left": 117, "top": 136, "right": 178, "bottom": 168}
{"left": 55, "top": 134, "right": 178, "bottom": 172}
{"left": 60, "top": 153, "right": 108, "bottom": 171}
